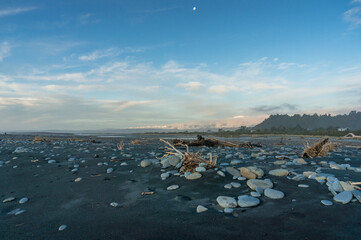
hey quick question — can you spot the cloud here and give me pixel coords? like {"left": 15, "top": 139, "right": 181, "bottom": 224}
{"left": 78, "top": 13, "right": 99, "bottom": 25}
{"left": 177, "top": 81, "right": 203, "bottom": 91}
{"left": 0, "top": 42, "right": 11, "bottom": 62}
{"left": 251, "top": 104, "right": 299, "bottom": 114}
{"left": 344, "top": 3, "right": 361, "bottom": 27}
{"left": 0, "top": 7, "right": 37, "bottom": 17}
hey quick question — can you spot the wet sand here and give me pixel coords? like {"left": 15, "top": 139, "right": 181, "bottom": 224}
{"left": 1, "top": 134, "right": 361, "bottom": 240}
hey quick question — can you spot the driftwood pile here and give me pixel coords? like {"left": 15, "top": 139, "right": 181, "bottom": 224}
{"left": 302, "top": 138, "right": 335, "bottom": 158}
{"left": 160, "top": 138, "right": 217, "bottom": 173}
{"left": 173, "top": 135, "right": 261, "bottom": 148}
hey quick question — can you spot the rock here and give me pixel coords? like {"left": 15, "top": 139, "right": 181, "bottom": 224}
{"left": 168, "top": 155, "right": 182, "bottom": 166}
{"left": 273, "top": 160, "right": 287, "bottom": 165}
{"left": 3, "top": 197, "right": 15, "bottom": 203}
{"left": 106, "top": 168, "right": 114, "bottom": 173}
{"left": 251, "top": 192, "right": 261, "bottom": 197}
{"left": 247, "top": 179, "right": 273, "bottom": 190}
{"left": 264, "top": 188, "right": 284, "bottom": 199}
{"left": 238, "top": 177, "right": 246, "bottom": 181}
{"left": 226, "top": 167, "right": 241, "bottom": 177}
{"left": 321, "top": 200, "right": 333, "bottom": 206}
{"left": 167, "top": 185, "right": 179, "bottom": 191}
{"left": 352, "top": 190, "right": 361, "bottom": 203}
{"left": 196, "top": 205, "right": 208, "bottom": 213}
{"left": 230, "top": 160, "right": 242, "bottom": 165}
{"left": 15, "top": 209, "right": 26, "bottom": 215}
{"left": 48, "top": 160, "right": 56, "bottom": 164}
{"left": 292, "top": 174, "right": 305, "bottom": 181}
{"left": 71, "top": 168, "right": 78, "bottom": 173}
{"left": 247, "top": 166, "right": 264, "bottom": 178}
{"left": 224, "top": 184, "right": 232, "bottom": 189}
{"left": 240, "top": 167, "right": 256, "bottom": 179}
{"left": 224, "top": 208, "right": 234, "bottom": 213}
{"left": 58, "top": 225, "right": 67, "bottom": 231}
{"left": 161, "top": 158, "right": 171, "bottom": 168}
{"left": 216, "top": 196, "right": 237, "bottom": 208}
{"left": 231, "top": 182, "right": 241, "bottom": 188}
{"left": 303, "top": 171, "right": 317, "bottom": 177}
{"left": 269, "top": 169, "right": 289, "bottom": 177}
{"left": 161, "top": 173, "right": 170, "bottom": 179}
{"left": 340, "top": 181, "right": 355, "bottom": 191}
{"left": 13, "top": 147, "right": 29, "bottom": 153}
{"left": 120, "top": 162, "right": 128, "bottom": 166}
{"left": 110, "top": 202, "right": 119, "bottom": 207}
{"left": 195, "top": 166, "right": 206, "bottom": 172}
{"left": 19, "top": 197, "right": 28, "bottom": 204}
{"left": 217, "top": 171, "right": 225, "bottom": 177}
{"left": 255, "top": 186, "right": 264, "bottom": 194}
{"left": 298, "top": 184, "right": 309, "bottom": 188}
{"left": 237, "top": 195, "right": 260, "bottom": 207}
{"left": 331, "top": 180, "right": 343, "bottom": 192}
{"left": 74, "top": 177, "right": 82, "bottom": 182}
{"left": 294, "top": 158, "right": 307, "bottom": 164}
{"left": 333, "top": 191, "right": 353, "bottom": 204}
{"left": 140, "top": 160, "right": 151, "bottom": 168}
{"left": 186, "top": 172, "right": 202, "bottom": 180}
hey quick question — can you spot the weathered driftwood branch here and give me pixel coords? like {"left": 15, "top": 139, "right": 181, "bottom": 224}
{"left": 302, "top": 138, "right": 335, "bottom": 158}
{"left": 172, "top": 135, "right": 262, "bottom": 148}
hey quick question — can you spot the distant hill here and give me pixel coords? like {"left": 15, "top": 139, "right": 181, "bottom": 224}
{"left": 254, "top": 111, "right": 361, "bottom": 130}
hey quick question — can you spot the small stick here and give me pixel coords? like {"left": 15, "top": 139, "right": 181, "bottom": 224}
{"left": 90, "top": 174, "right": 102, "bottom": 177}
{"left": 160, "top": 139, "right": 184, "bottom": 156}
{"left": 349, "top": 181, "right": 361, "bottom": 185}
{"left": 110, "top": 158, "right": 134, "bottom": 162}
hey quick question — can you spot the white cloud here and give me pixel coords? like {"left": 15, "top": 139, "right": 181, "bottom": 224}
{"left": 177, "top": 81, "right": 203, "bottom": 91}
{"left": 79, "top": 48, "right": 116, "bottom": 61}
{"left": 0, "top": 7, "right": 37, "bottom": 17}
{"left": 344, "top": 6, "right": 361, "bottom": 27}
{"left": 0, "top": 42, "right": 11, "bottom": 62}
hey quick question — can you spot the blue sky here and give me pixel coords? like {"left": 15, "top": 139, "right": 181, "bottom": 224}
{"left": 0, "top": 0, "right": 361, "bottom": 130}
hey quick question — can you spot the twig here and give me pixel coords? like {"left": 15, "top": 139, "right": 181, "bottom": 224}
{"left": 160, "top": 139, "right": 184, "bottom": 156}
{"left": 141, "top": 192, "right": 154, "bottom": 196}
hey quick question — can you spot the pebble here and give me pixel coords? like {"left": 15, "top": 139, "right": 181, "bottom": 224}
{"left": 247, "top": 179, "right": 273, "bottom": 190}
{"left": 48, "top": 160, "right": 56, "bottom": 164}
{"left": 71, "top": 168, "right": 78, "bottom": 173}
{"left": 224, "top": 208, "right": 234, "bottom": 213}
{"left": 240, "top": 167, "right": 256, "bottom": 179}
{"left": 106, "top": 168, "right": 114, "bottom": 173}
{"left": 216, "top": 196, "right": 237, "bottom": 208}
{"left": 19, "top": 197, "right": 29, "bottom": 204}
{"left": 298, "top": 184, "right": 309, "bottom": 188}
{"left": 58, "top": 225, "right": 67, "bottom": 231}
{"left": 196, "top": 205, "right": 208, "bottom": 213}
{"left": 237, "top": 195, "right": 260, "bottom": 207}
{"left": 167, "top": 185, "right": 179, "bottom": 191}
{"left": 110, "top": 202, "right": 119, "bottom": 207}
{"left": 352, "top": 190, "right": 361, "bottom": 203}
{"left": 217, "top": 171, "right": 225, "bottom": 177}
{"left": 74, "top": 177, "right": 82, "bottom": 182}
{"left": 161, "top": 173, "right": 170, "bottom": 180}
{"left": 120, "top": 162, "right": 128, "bottom": 166}
{"left": 264, "top": 188, "right": 285, "bottom": 199}
{"left": 269, "top": 169, "right": 289, "bottom": 177}
{"left": 3, "top": 197, "right": 15, "bottom": 203}
{"left": 224, "top": 184, "right": 232, "bottom": 189}
{"left": 238, "top": 177, "right": 246, "bottom": 181}
{"left": 321, "top": 200, "right": 333, "bottom": 206}
{"left": 251, "top": 192, "right": 261, "bottom": 197}
{"left": 333, "top": 191, "right": 353, "bottom": 204}
{"left": 226, "top": 167, "right": 241, "bottom": 177}
{"left": 140, "top": 160, "right": 151, "bottom": 168}
{"left": 247, "top": 166, "right": 264, "bottom": 177}
{"left": 231, "top": 182, "right": 241, "bottom": 188}
{"left": 195, "top": 166, "right": 206, "bottom": 172}
{"left": 186, "top": 172, "right": 202, "bottom": 180}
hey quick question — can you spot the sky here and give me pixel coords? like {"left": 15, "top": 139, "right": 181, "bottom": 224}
{"left": 0, "top": 0, "right": 361, "bottom": 131}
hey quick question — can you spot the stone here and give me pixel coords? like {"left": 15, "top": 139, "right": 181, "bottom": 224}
{"left": 240, "top": 167, "right": 256, "bottom": 179}
{"left": 196, "top": 205, "right": 208, "bottom": 213}
{"left": 186, "top": 172, "right": 202, "bottom": 180}
{"left": 321, "top": 200, "right": 333, "bottom": 206}
{"left": 168, "top": 155, "right": 182, "bottom": 166}
{"left": 269, "top": 169, "right": 289, "bottom": 177}
{"left": 298, "top": 184, "right": 309, "bottom": 188}
{"left": 294, "top": 158, "right": 307, "bottom": 164}
{"left": 106, "top": 168, "right": 114, "bottom": 173}
{"left": 224, "top": 184, "right": 232, "bottom": 189}
{"left": 140, "top": 160, "right": 151, "bottom": 168}
{"left": 216, "top": 196, "right": 237, "bottom": 208}
{"left": 352, "top": 190, "right": 361, "bottom": 204}
{"left": 161, "top": 173, "right": 170, "bottom": 179}
{"left": 110, "top": 202, "right": 119, "bottom": 207}
{"left": 195, "top": 166, "right": 206, "bottom": 172}
{"left": 264, "top": 188, "right": 284, "bottom": 199}
{"left": 19, "top": 197, "right": 28, "bottom": 204}
{"left": 292, "top": 174, "right": 305, "bottom": 181}
{"left": 303, "top": 171, "right": 317, "bottom": 177}
{"left": 48, "top": 160, "right": 56, "bottom": 164}
{"left": 167, "top": 185, "right": 179, "bottom": 191}
{"left": 58, "top": 225, "right": 67, "bottom": 231}
{"left": 333, "top": 191, "right": 353, "bottom": 204}
{"left": 230, "top": 160, "right": 242, "bottom": 165}
{"left": 255, "top": 187, "right": 264, "bottom": 194}
{"left": 274, "top": 160, "right": 287, "bottom": 165}
{"left": 331, "top": 180, "right": 343, "bottom": 192}
{"left": 161, "top": 158, "right": 171, "bottom": 168}
{"left": 247, "top": 179, "right": 273, "bottom": 190}
{"left": 247, "top": 166, "right": 264, "bottom": 178}
{"left": 224, "top": 208, "right": 234, "bottom": 213}
{"left": 237, "top": 195, "right": 260, "bottom": 207}
{"left": 217, "top": 171, "right": 225, "bottom": 177}
{"left": 251, "top": 192, "right": 261, "bottom": 197}
{"left": 238, "top": 177, "right": 246, "bottom": 181}
{"left": 340, "top": 181, "right": 355, "bottom": 191}
{"left": 226, "top": 167, "right": 241, "bottom": 177}
{"left": 3, "top": 197, "right": 15, "bottom": 203}
{"left": 231, "top": 182, "right": 241, "bottom": 188}
{"left": 74, "top": 177, "right": 82, "bottom": 182}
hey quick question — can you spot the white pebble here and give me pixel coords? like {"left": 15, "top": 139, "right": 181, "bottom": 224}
{"left": 19, "top": 197, "right": 28, "bottom": 204}
{"left": 58, "top": 225, "right": 67, "bottom": 231}
{"left": 110, "top": 202, "right": 119, "bottom": 207}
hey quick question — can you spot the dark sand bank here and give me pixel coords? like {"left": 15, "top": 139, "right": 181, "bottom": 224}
{"left": 1, "top": 134, "right": 361, "bottom": 240}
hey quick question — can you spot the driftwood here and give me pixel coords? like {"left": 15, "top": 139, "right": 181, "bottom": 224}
{"left": 173, "top": 135, "right": 261, "bottom": 148}
{"left": 141, "top": 192, "right": 154, "bottom": 196}
{"left": 344, "top": 133, "right": 361, "bottom": 140}
{"left": 30, "top": 136, "right": 50, "bottom": 142}
{"left": 117, "top": 141, "right": 125, "bottom": 150}
{"left": 302, "top": 138, "right": 335, "bottom": 158}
